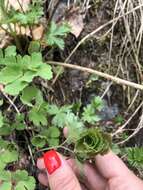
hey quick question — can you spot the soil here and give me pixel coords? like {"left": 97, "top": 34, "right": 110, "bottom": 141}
{"left": 44, "top": 0, "right": 143, "bottom": 156}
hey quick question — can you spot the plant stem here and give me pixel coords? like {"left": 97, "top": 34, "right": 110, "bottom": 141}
{"left": 49, "top": 61, "right": 143, "bottom": 91}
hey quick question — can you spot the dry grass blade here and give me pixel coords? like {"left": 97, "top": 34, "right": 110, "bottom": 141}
{"left": 113, "top": 101, "right": 143, "bottom": 137}
{"left": 117, "top": 107, "right": 143, "bottom": 144}
{"left": 49, "top": 61, "right": 143, "bottom": 90}
{"left": 65, "top": 3, "right": 143, "bottom": 62}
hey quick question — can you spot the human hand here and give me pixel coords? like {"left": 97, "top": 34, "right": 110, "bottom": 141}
{"left": 37, "top": 150, "right": 143, "bottom": 190}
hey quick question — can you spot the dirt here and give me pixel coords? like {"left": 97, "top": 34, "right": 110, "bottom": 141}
{"left": 46, "top": 0, "right": 143, "bottom": 145}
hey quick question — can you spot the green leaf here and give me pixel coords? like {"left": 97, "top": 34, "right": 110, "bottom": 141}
{"left": 5, "top": 46, "right": 16, "bottom": 57}
{"left": 47, "top": 105, "right": 59, "bottom": 115}
{"left": 0, "top": 182, "right": 12, "bottom": 190}
{"left": 0, "top": 112, "right": 4, "bottom": 128}
{"left": 54, "top": 23, "right": 71, "bottom": 36}
{"left": 0, "top": 171, "right": 11, "bottom": 181}
{"left": 35, "top": 89, "right": 44, "bottom": 106}
{"left": 15, "top": 176, "right": 35, "bottom": 190}
{"left": 0, "top": 124, "right": 14, "bottom": 135}
{"left": 29, "top": 105, "right": 47, "bottom": 126}
{"left": 75, "top": 128, "right": 111, "bottom": 161}
{"left": 0, "top": 150, "right": 18, "bottom": 163}
{"left": 20, "top": 86, "right": 40, "bottom": 106}
{"left": 12, "top": 114, "right": 26, "bottom": 130}
{"left": 28, "top": 41, "right": 40, "bottom": 54}
{"left": 111, "top": 144, "right": 121, "bottom": 155}
{"left": 37, "top": 64, "right": 53, "bottom": 80}
{"left": 52, "top": 112, "right": 67, "bottom": 128}
{"left": 66, "top": 112, "right": 84, "bottom": 142}
{"left": 125, "top": 147, "right": 143, "bottom": 169}
{"left": 9, "top": 2, "right": 43, "bottom": 26}
{"left": 0, "top": 50, "right": 53, "bottom": 96}
{"left": 0, "top": 66, "right": 23, "bottom": 85}
{"left": 47, "top": 127, "right": 60, "bottom": 138}
{"left": 92, "top": 96, "right": 103, "bottom": 111}
{"left": 0, "top": 138, "right": 10, "bottom": 149}
{"left": 47, "top": 105, "right": 72, "bottom": 128}
{"left": 48, "top": 138, "right": 59, "bottom": 147}
{"left": 4, "top": 79, "right": 28, "bottom": 95}
{"left": 82, "top": 105, "right": 101, "bottom": 124}
{"left": 28, "top": 53, "right": 43, "bottom": 70}
{"left": 20, "top": 71, "right": 37, "bottom": 83}
{"left": 1, "top": 56, "right": 17, "bottom": 66}
{"left": 82, "top": 96, "right": 103, "bottom": 124}
{"left": 46, "top": 22, "right": 70, "bottom": 49}
{"left": 0, "top": 160, "right": 6, "bottom": 171}
{"left": 31, "top": 135, "right": 46, "bottom": 148}
{"left": 12, "top": 170, "right": 28, "bottom": 181}
{"left": 114, "top": 115, "right": 124, "bottom": 125}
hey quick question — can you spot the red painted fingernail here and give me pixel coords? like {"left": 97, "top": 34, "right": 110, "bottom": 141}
{"left": 43, "top": 150, "right": 61, "bottom": 175}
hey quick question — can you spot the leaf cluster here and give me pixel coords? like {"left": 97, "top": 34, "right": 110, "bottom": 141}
{"left": 0, "top": 138, "right": 35, "bottom": 190}
{"left": 32, "top": 126, "right": 60, "bottom": 148}
{"left": 125, "top": 147, "right": 143, "bottom": 169}
{"left": 82, "top": 96, "right": 103, "bottom": 124}
{"left": 0, "top": 138, "right": 18, "bottom": 171}
{"left": 0, "top": 0, "right": 70, "bottom": 50}
{"left": 46, "top": 22, "right": 71, "bottom": 49}
{"left": 74, "top": 128, "right": 111, "bottom": 161}
{"left": 0, "top": 46, "right": 53, "bottom": 95}
{"left": 0, "top": 170, "right": 35, "bottom": 190}
{"left": 0, "top": 0, "right": 43, "bottom": 26}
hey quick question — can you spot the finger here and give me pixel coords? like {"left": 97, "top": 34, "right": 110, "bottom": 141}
{"left": 95, "top": 151, "right": 131, "bottom": 179}
{"left": 37, "top": 157, "right": 46, "bottom": 170}
{"left": 38, "top": 173, "right": 48, "bottom": 186}
{"left": 44, "top": 150, "right": 81, "bottom": 190}
{"left": 63, "top": 127, "right": 68, "bottom": 138}
{"left": 84, "top": 163, "right": 106, "bottom": 190}
{"left": 80, "top": 183, "right": 89, "bottom": 190}
{"left": 67, "top": 159, "right": 106, "bottom": 190}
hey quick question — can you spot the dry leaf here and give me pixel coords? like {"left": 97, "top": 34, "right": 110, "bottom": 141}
{"left": 67, "top": 13, "right": 84, "bottom": 38}
{"left": 0, "top": 28, "right": 11, "bottom": 48}
{"left": 32, "top": 25, "right": 44, "bottom": 40}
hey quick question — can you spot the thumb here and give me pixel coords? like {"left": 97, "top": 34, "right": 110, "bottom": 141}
{"left": 43, "top": 150, "right": 81, "bottom": 190}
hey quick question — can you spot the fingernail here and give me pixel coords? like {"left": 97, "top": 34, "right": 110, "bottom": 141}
{"left": 43, "top": 150, "right": 61, "bottom": 175}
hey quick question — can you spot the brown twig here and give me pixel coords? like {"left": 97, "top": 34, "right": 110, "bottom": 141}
{"left": 65, "top": 3, "right": 143, "bottom": 62}
{"left": 49, "top": 61, "right": 143, "bottom": 90}
{"left": 117, "top": 108, "right": 143, "bottom": 144}
{"left": 52, "top": 3, "right": 143, "bottom": 85}
{"left": 112, "top": 101, "right": 143, "bottom": 137}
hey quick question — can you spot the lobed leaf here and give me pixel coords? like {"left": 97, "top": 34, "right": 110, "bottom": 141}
{"left": 46, "top": 22, "right": 70, "bottom": 49}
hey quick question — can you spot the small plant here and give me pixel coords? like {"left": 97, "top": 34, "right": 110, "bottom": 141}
{"left": 0, "top": 138, "right": 35, "bottom": 190}
{"left": 74, "top": 128, "right": 111, "bottom": 161}
{"left": 0, "top": 170, "right": 36, "bottom": 190}
{"left": 0, "top": 1, "right": 113, "bottom": 189}
{"left": 125, "top": 147, "right": 143, "bottom": 170}
{"left": 30, "top": 96, "right": 111, "bottom": 163}
{"left": 0, "top": 46, "right": 53, "bottom": 95}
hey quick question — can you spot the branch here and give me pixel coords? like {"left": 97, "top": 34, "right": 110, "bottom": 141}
{"left": 49, "top": 61, "right": 143, "bottom": 90}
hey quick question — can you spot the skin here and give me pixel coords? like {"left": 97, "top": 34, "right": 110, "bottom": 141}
{"left": 37, "top": 151, "right": 143, "bottom": 190}
{"left": 37, "top": 128, "right": 143, "bottom": 190}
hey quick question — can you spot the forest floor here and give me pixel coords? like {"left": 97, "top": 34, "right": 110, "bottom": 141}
{"left": 1, "top": 0, "right": 143, "bottom": 189}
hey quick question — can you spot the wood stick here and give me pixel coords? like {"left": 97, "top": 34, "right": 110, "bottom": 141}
{"left": 49, "top": 61, "right": 143, "bottom": 90}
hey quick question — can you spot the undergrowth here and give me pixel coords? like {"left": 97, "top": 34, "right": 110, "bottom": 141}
{"left": 0, "top": 0, "right": 143, "bottom": 189}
